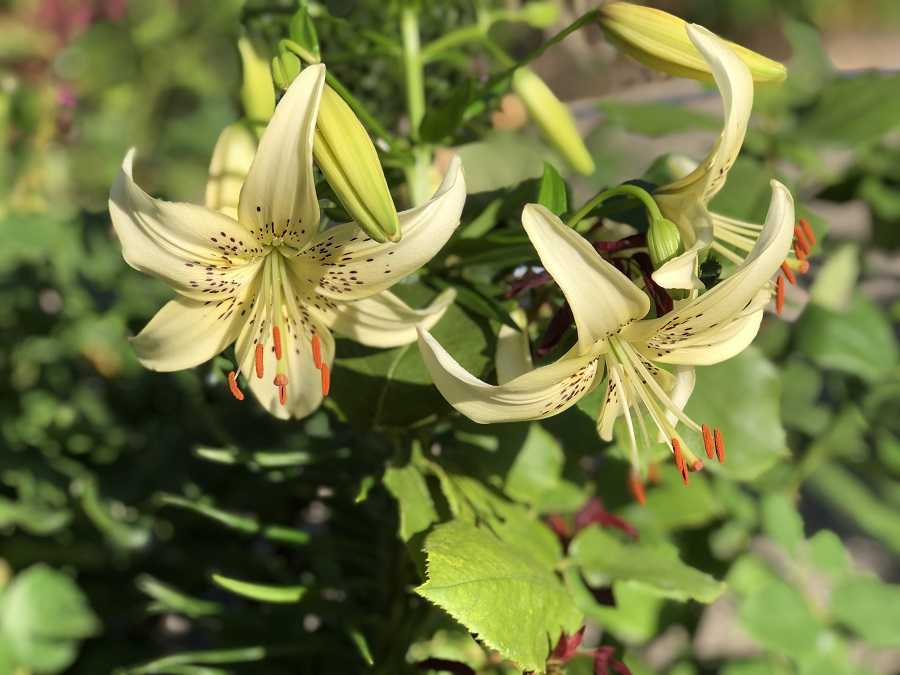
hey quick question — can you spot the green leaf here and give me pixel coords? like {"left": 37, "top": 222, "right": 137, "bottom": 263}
{"left": 0, "top": 565, "right": 100, "bottom": 673}
{"left": 599, "top": 100, "right": 719, "bottom": 136}
{"left": 288, "top": 6, "right": 320, "bottom": 59}
{"left": 569, "top": 527, "right": 724, "bottom": 603}
{"left": 622, "top": 471, "right": 723, "bottom": 533}
{"left": 796, "top": 294, "right": 898, "bottom": 383}
{"left": 117, "top": 647, "right": 266, "bottom": 675}
{"left": 564, "top": 571, "right": 662, "bottom": 643}
{"left": 383, "top": 462, "right": 438, "bottom": 541}
{"left": 681, "top": 347, "right": 788, "bottom": 481}
{"left": 809, "top": 243, "right": 859, "bottom": 311}
{"left": 761, "top": 493, "right": 805, "bottom": 555}
{"left": 806, "top": 531, "right": 849, "bottom": 578}
{"left": 136, "top": 575, "right": 222, "bottom": 618}
{"left": 536, "top": 162, "right": 568, "bottom": 216}
{"left": 347, "top": 626, "right": 375, "bottom": 666}
{"left": 739, "top": 580, "right": 822, "bottom": 658}
{"left": 210, "top": 574, "right": 305, "bottom": 604}
{"left": 504, "top": 424, "right": 564, "bottom": 505}
{"left": 420, "top": 81, "right": 473, "bottom": 143}
{"left": 830, "top": 576, "right": 900, "bottom": 646}
{"left": 416, "top": 520, "right": 582, "bottom": 672}
{"left": 429, "top": 277, "right": 518, "bottom": 331}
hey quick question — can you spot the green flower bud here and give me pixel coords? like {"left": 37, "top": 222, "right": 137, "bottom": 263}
{"left": 314, "top": 85, "right": 401, "bottom": 242}
{"left": 518, "top": 2, "right": 559, "bottom": 29}
{"left": 512, "top": 67, "right": 595, "bottom": 176}
{"left": 271, "top": 49, "right": 302, "bottom": 91}
{"left": 598, "top": 2, "right": 787, "bottom": 84}
{"left": 237, "top": 35, "right": 275, "bottom": 123}
{"left": 648, "top": 217, "right": 683, "bottom": 269}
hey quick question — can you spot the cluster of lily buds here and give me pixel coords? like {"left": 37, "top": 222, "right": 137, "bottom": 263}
{"left": 598, "top": 2, "right": 786, "bottom": 83}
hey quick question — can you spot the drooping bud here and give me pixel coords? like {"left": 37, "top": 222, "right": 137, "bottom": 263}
{"left": 647, "top": 217, "right": 682, "bottom": 269}
{"left": 598, "top": 3, "right": 787, "bottom": 84}
{"left": 271, "top": 48, "right": 302, "bottom": 91}
{"left": 511, "top": 67, "right": 595, "bottom": 176}
{"left": 314, "top": 85, "right": 401, "bottom": 242}
{"left": 237, "top": 35, "right": 275, "bottom": 123}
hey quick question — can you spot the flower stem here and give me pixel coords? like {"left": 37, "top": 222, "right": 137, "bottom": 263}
{"left": 401, "top": 5, "right": 431, "bottom": 206}
{"left": 567, "top": 185, "right": 663, "bottom": 232}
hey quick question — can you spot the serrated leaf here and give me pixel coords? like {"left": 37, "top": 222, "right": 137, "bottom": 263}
{"left": 569, "top": 527, "right": 724, "bottom": 603}
{"left": 536, "top": 162, "right": 568, "bottom": 216}
{"left": 416, "top": 520, "right": 582, "bottom": 672}
{"left": 383, "top": 462, "right": 438, "bottom": 541}
{"left": 210, "top": 574, "right": 306, "bottom": 604}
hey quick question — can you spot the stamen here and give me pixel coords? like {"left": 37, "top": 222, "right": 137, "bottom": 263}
{"left": 702, "top": 424, "right": 715, "bottom": 459}
{"left": 691, "top": 459, "right": 704, "bottom": 472}
{"left": 320, "top": 363, "right": 331, "bottom": 396}
{"left": 793, "top": 240, "right": 808, "bottom": 261}
{"left": 781, "top": 262, "right": 796, "bottom": 285}
{"left": 647, "top": 464, "right": 660, "bottom": 484}
{"left": 671, "top": 438, "right": 688, "bottom": 485}
{"left": 227, "top": 371, "right": 244, "bottom": 401}
{"left": 714, "top": 428, "right": 725, "bottom": 463}
{"left": 794, "top": 225, "right": 810, "bottom": 252}
{"left": 255, "top": 343, "right": 265, "bottom": 378}
{"left": 799, "top": 218, "right": 816, "bottom": 247}
{"left": 775, "top": 275, "right": 785, "bottom": 315}
{"left": 278, "top": 383, "right": 287, "bottom": 406}
{"left": 273, "top": 374, "right": 287, "bottom": 386}
{"left": 311, "top": 334, "right": 322, "bottom": 369}
{"left": 628, "top": 471, "right": 646, "bottom": 506}
{"left": 797, "top": 260, "right": 810, "bottom": 274}
{"left": 273, "top": 326, "right": 283, "bottom": 360}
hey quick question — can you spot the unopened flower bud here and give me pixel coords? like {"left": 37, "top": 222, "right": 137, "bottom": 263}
{"left": 512, "top": 67, "right": 595, "bottom": 176}
{"left": 314, "top": 85, "right": 401, "bottom": 242}
{"left": 648, "top": 217, "right": 683, "bottom": 269}
{"left": 518, "top": 1, "right": 559, "bottom": 28}
{"left": 205, "top": 123, "right": 257, "bottom": 219}
{"left": 272, "top": 49, "right": 302, "bottom": 91}
{"left": 237, "top": 35, "right": 275, "bottom": 123}
{"left": 598, "top": 3, "right": 786, "bottom": 84}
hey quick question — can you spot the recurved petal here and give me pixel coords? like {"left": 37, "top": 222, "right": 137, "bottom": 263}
{"left": 109, "top": 150, "right": 263, "bottom": 301}
{"left": 322, "top": 288, "right": 456, "bottom": 348}
{"left": 131, "top": 293, "right": 251, "bottom": 372}
{"left": 206, "top": 122, "right": 257, "bottom": 219}
{"left": 522, "top": 204, "right": 651, "bottom": 354}
{"left": 661, "top": 366, "right": 696, "bottom": 439}
{"left": 295, "top": 156, "right": 465, "bottom": 301}
{"left": 417, "top": 328, "right": 602, "bottom": 424}
{"left": 238, "top": 64, "right": 325, "bottom": 249}
{"left": 649, "top": 307, "right": 764, "bottom": 366}
{"left": 655, "top": 24, "right": 753, "bottom": 205}
{"left": 651, "top": 239, "right": 707, "bottom": 291}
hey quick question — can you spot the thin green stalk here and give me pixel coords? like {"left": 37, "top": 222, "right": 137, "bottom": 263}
{"left": 567, "top": 185, "right": 663, "bottom": 232}
{"left": 401, "top": 5, "right": 431, "bottom": 206}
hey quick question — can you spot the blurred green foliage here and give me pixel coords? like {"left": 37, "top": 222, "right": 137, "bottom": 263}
{"left": 0, "top": 0, "right": 899, "bottom": 674}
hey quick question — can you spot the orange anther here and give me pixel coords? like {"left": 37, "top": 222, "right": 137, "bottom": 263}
{"left": 794, "top": 225, "right": 810, "bottom": 252}
{"left": 672, "top": 438, "right": 688, "bottom": 485}
{"left": 628, "top": 471, "right": 646, "bottom": 506}
{"left": 702, "top": 424, "right": 715, "bottom": 459}
{"left": 273, "top": 373, "right": 287, "bottom": 387}
{"left": 793, "top": 241, "right": 808, "bottom": 261}
{"left": 320, "top": 363, "right": 331, "bottom": 396}
{"left": 273, "top": 326, "right": 283, "bottom": 360}
{"left": 311, "top": 334, "right": 322, "bottom": 369}
{"left": 714, "top": 428, "right": 725, "bottom": 463}
{"left": 691, "top": 459, "right": 704, "bottom": 472}
{"left": 255, "top": 343, "right": 265, "bottom": 378}
{"left": 278, "top": 383, "right": 287, "bottom": 406}
{"left": 227, "top": 371, "right": 244, "bottom": 401}
{"left": 797, "top": 260, "right": 810, "bottom": 274}
{"left": 799, "top": 218, "right": 816, "bottom": 246}
{"left": 781, "top": 262, "right": 796, "bottom": 285}
{"left": 775, "top": 275, "right": 785, "bottom": 315}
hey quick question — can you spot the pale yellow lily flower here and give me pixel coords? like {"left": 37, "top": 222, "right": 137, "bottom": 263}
{"left": 651, "top": 24, "right": 803, "bottom": 297}
{"left": 418, "top": 183, "right": 794, "bottom": 495}
{"left": 109, "top": 65, "right": 466, "bottom": 420}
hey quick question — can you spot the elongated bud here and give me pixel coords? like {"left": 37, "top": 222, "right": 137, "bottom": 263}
{"left": 512, "top": 67, "right": 595, "bottom": 176}
{"left": 648, "top": 217, "right": 682, "bottom": 269}
{"left": 206, "top": 122, "right": 257, "bottom": 219}
{"left": 314, "top": 85, "right": 400, "bottom": 242}
{"left": 517, "top": 1, "right": 559, "bottom": 28}
{"left": 271, "top": 49, "right": 301, "bottom": 91}
{"left": 598, "top": 3, "right": 787, "bottom": 84}
{"left": 237, "top": 35, "right": 275, "bottom": 123}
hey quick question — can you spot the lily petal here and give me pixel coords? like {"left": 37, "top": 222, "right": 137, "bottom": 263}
{"left": 521, "top": 204, "right": 651, "bottom": 354}
{"left": 238, "top": 64, "right": 325, "bottom": 249}
{"left": 661, "top": 366, "right": 696, "bottom": 438}
{"left": 206, "top": 122, "right": 257, "bottom": 219}
{"left": 297, "top": 157, "right": 466, "bottom": 301}
{"left": 109, "top": 150, "right": 263, "bottom": 300}
{"left": 650, "top": 306, "right": 764, "bottom": 366}
{"left": 322, "top": 288, "right": 456, "bottom": 348}
{"left": 495, "top": 310, "right": 534, "bottom": 386}
{"left": 417, "top": 328, "right": 602, "bottom": 423}
{"left": 651, "top": 233, "right": 711, "bottom": 291}
{"left": 656, "top": 25, "right": 753, "bottom": 209}
{"left": 131, "top": 291, "right": 253, "bottom": 371}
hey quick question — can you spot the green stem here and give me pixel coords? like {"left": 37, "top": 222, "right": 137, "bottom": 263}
{"left": 420, "top": 24, "right": 485, "bottom": 63}
{"left": 567, "top": 185, "right": 663, "bottom": 232}
{"left": 401, "top": 4, "right": 431, "bottom": 206}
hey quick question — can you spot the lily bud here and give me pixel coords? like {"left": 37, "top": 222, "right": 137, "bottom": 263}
{"left": 271, "top": 49, "right": 301, "bottom": 91}
{"left": 205, "top": 122, "right": 257, "bottom": 219}
{"left": 314, "top": 85, "right": 401, "bottom": 242}
{"left": 517, "top": 1, "right": 559, "bottom": 28}
{"left": 648, "top": 217, "right": 683, "bottom": 269}
{"left": 598, "top": 2, "right": 786, "bottom": 84}
{"left": 237, "top": 35, "right": 275, "bottom": 123}
{"left": 512, "top": 67, "right": 595, "bottom": 176}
